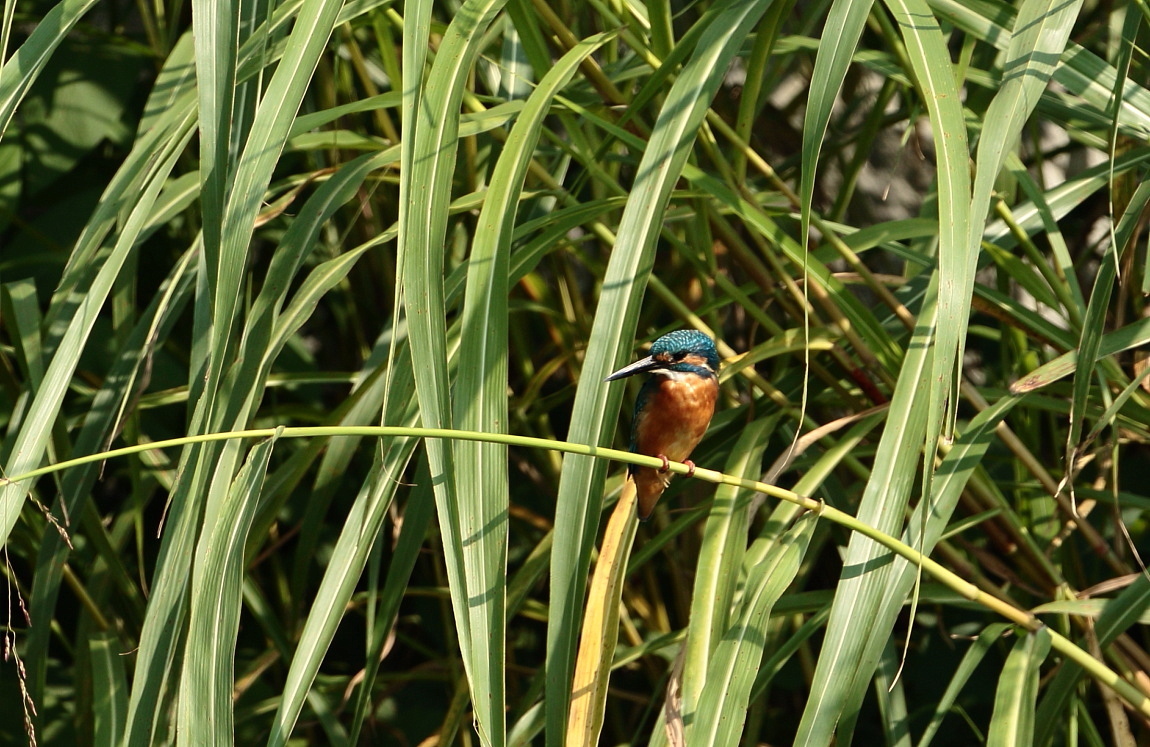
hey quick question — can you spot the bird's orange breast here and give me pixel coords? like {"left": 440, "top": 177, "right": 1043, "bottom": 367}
{"left": 629, "top": 374, "right": 718, "bottom": 519}
{"left": 633, "top": 374, "right": 718, "bottom": 463}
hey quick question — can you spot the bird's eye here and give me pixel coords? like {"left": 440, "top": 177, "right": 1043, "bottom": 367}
{"left": 673, "top": 351, "right": 687, "bottom": 361}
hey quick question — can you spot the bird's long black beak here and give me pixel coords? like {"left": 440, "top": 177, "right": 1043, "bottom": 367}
{"left": 604, "top": 355, "right": 659, "bottom": 382}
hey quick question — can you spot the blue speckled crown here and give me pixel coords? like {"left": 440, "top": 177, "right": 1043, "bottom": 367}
{"left": 649, "top": 330, "right": 719, "bottom": 371}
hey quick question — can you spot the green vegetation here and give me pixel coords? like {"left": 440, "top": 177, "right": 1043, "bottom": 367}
{"left": 3, "top": 0, "right": 1150, "bottom": 744}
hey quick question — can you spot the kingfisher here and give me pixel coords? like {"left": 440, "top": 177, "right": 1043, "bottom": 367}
{"left": 605, "top": 329, "right": 720, "bottom": 520}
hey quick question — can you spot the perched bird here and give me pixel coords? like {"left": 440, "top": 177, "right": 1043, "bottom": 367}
{"left": 605, "top": 330, "right": 720, "bottom": 520}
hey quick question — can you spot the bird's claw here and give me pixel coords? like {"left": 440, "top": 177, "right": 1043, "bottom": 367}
{"left": 656, "top": 455, "right": 696, "bottom": 477}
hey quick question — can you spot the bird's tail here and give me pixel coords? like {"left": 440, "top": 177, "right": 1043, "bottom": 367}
{"left": 631, "top": 467, "right": 670, "bottom": 521}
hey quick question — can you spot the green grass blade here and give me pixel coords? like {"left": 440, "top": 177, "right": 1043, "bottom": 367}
{"left": 795, "top": 275, "right": 938, "bottom": 744}
{"left": 1001, "top": 152, "right": 1085, "bottom": 312}
{"left": 874, "top": 641, "right": 912, "bottom": 747}
{"left": 90, "top": 632, "right": 130, "bottom": 746}
{"left": 680, "top": 417, "right": 775, "bottom": 721}
{"left": 25, "top": 252, "right": 195, "bottom": 714}
{"left": 882, "top": 0, "right": 971, "bottom": 451}
{"left": 689, "top": 513, "right": 816, "bottom": 746}
{"left": 986, "top": 147, "right": 1150, "bottom": 251}
{"left": 267, "top": 437, "right": 422, "bottom": 746}
{"left": 795, "top": 0, "right": 975, "bottom": 730}
{"left": 124, "top": 1, "right": 345, "bottom": 739}
{"left": 0, "top": 0, "right": 101, "bottom": 140}
{"left": 1035, "top": 575, "right": 1150, "bottom": 745}
{"left": 347, "top": 466, "right": 438, "bottom": 743}
{"left": 918, "top": 623, "right": 1012, "bottom": 746}
{"left": 1011, "top": 315, "right": 1150, "bottom": 393}
{"left": 930, "top": 0, "right": 1150, "bottom": 138}
{"left": 799, "top": 0, "right": 873, "bottom": 245}
{"left": 267, "top": 318, "right": 423, "bottom": 744}
{"left": 191, "top": 0, "right": 239, "bottom": 284}
{"left": 988, "top": 628, "right": 1052, "bottom": 746}
{"left": 801, "top": 391, "right": 1021, "bottom": 744}
{"left": 399, "top": 0, "right": 510, "bottom": 742}
{"left": 958, "top": 0, "right": 1085, "bottom": 466}
{"left": 1, "top": 279, "right": 45, "bottom": 387}
{"left": 0, "top": 127, "right": 189, "bottom": 550}
{"left": 1066, "top": 179, "right": 1150, "bottom": 463}
{"left": 44, "top": 98, "right": 197, "bottom": 337}
{"left": 177, "top": 433, "right": 278, "bottom": 744}
{"left": 203, "top": 0, "right": 344, "bottom": 417}
{"left": 794, "top": 0, "right": 974, "bottom": 730}
{"left": 454, "top": 30, "right": 613, "bottom": 745}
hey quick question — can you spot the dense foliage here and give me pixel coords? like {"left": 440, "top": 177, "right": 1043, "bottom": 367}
{"left": 3, "top": 0, "right": 1150, "bottom": 744}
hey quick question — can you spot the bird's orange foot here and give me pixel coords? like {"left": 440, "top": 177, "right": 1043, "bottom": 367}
{"left": 656, "top": 454, "right": 670, "bottom": 473}
{"left": 684, "top": 460, "right": 696, "bottom": 478}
